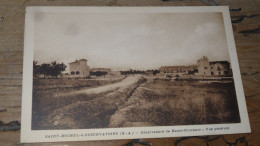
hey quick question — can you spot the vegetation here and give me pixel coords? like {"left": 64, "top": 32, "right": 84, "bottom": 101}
{"left": 33, "top": 61, "right": 66, "bottom": 78}
{"left": 152, "top": 70, "right": 160, "bottom": 75}
{"left": 32, "top": 77, "right": 145, "bottom": 130}
{"left": 90, "top": 71, "right": 108, "bottom": 77}
{"left": 111, "top": 79, "right": 240, "bottom": 126}
{"left": 120, "top": 69, "right": 145, "bottom": 75}
{"left": 32, "top": 76, "right": 240, "bottom": 130}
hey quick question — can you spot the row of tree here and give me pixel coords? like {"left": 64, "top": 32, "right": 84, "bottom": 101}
{"left": 120, "top": 69, "right": 145, "bottom": 75}
{"left": 33, "top": 61, "right": 160, "bottom": 78}
{"left": 33, "top": 61, "right": 67, "bottom": 78}
{"left": 90, "top": 71, "right": 108, "bottom": 77}
{"left": 120, "top": 69, "right": 160, "bottom": 75}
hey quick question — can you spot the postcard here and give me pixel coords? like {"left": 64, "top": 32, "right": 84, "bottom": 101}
{"left": 21, "top": 6, "right": 251, "bottom": 143}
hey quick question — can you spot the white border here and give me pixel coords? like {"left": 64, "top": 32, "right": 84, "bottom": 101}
{"left": 21, "top": 6, "right": 251, "bottom": 143}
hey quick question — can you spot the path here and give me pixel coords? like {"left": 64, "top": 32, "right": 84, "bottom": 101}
{"left": 75, "top": 75, "right": 143, "bottom": 94}
{"left": 54, "top": 75, "right": 144, "bottom": 97}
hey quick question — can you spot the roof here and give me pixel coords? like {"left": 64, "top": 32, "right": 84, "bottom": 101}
{"left": 69, "top": 59, "right": 87, "bottom": 64}
{"left": 159, "top": 65, "right": 197, "bottom": 69}
{"left": 90, "top": 68, "right": 111, "bottom": 71}
{"left": 69, "top": 61, "right": 78, "bottom": 65}
{"left": 79, "top": 59, "right": 87, "bottom": 61}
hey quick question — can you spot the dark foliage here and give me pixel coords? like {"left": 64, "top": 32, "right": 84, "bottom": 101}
{"left": 121, "top": 69, "right": 145, "bottom": 75}
{"left": 152, "top": 70, "right": 160, "bottom": 75}
{"left": 90, "top": 71, "right": 108, "bottom": 76}
{"left": 33, "top": 60, "right": 67, "bottom": 78}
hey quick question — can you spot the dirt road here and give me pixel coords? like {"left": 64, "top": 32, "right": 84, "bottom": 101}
{"left": 54, "top": 75, "right": 144, "bottom": 98}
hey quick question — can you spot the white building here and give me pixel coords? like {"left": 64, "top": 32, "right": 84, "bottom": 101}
{"left": 69, "top": 59, "right": 90, "bottom": 77}
{"left": 197, "top": 56, "right": 231, "bottom": 76}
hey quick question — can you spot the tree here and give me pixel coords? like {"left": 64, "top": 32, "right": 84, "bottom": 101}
{"left": 50, "top": 61, "right": 66, "bottom": 78}
{"left": 33, "top": 61, "right": 67, "bottom": 78}
{"left": 120, "top": 69, "right": 145, "bottom": 75}
{"left": 90, "top": 71, "right": 108, "bottom": 77}
{"left": 152, "top": 70, "right": 160, "bottom": 76}
{"left": 45, "top": 61, "right": 67, "bottom": 78}
{"left": 33, "top": 61, "right": 41, "bottom": 79}
{"left": 40, "top": 63, "right": 51, "bottom": 78}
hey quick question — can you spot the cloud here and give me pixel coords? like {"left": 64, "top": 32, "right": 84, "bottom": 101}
{"left": 34, "top": 12, "right": 230, "bottom": 70}
{"left": 179, "top": 22, "right": 229, "bottom": 63}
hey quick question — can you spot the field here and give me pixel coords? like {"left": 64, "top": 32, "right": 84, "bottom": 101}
{"left": 32, "top": 76, "right": 240, "bottom": 130}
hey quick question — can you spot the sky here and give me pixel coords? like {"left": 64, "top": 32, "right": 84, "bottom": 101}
{"left": 34, "top": 11, "right": 230, "bottom": 71}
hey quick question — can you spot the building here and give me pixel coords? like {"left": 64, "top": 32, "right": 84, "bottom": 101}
{"left": 159, "top": 65, "right": 197, "bottom": 74}
{"left": 90, "top": 68, "right": 111, "bottom": 73}
{"left": 109, "top": 71, "right": 121, "bottom": 76}
{"left": 197, "top": 56, "right": 231, "bottom": 76}
{"left": 69, "top": 59, "right": 90, "bottom": 77}
{"left": 197, "top": 56, "right": 211, "bottom": 75}
{"left": 209, "top": 61, "right": 231, "bottom": 75}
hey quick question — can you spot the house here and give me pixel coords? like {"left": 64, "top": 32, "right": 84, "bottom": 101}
{"left": 197, "top": 56, "right": 211, "bottom": 75}
{"left": 209, "top": 61, "right": 231, "bottom": 75}
{"left": 109, "top": 71, "right": 121, "bottom": 76}
{"left": 197, "top": 56, "right": 231, "bottom": 76}
{"left": 69, "top": 59, "right": 90, "bottom": 77}
{"left": 159, "top": 65, "right": 197, "bottom": 74}
{"left": 90, "top": 68, "right": 111, "bottom": 73}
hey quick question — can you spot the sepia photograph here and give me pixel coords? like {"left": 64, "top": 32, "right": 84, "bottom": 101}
{"left": 21, "top": 6, "right": 250, "bottom": 142}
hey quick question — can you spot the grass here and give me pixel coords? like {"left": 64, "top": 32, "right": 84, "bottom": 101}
{"left": 112, "top": 79, "right": 240, "bottom": 127}
{"left": 32, "top": 77, "right": 147, "bottom": 130}
{"left": 32, "top": 78, "right": 124, "bottom": 129}
{"left": 32, "top": 77, "right": 240, "bottom": 130}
